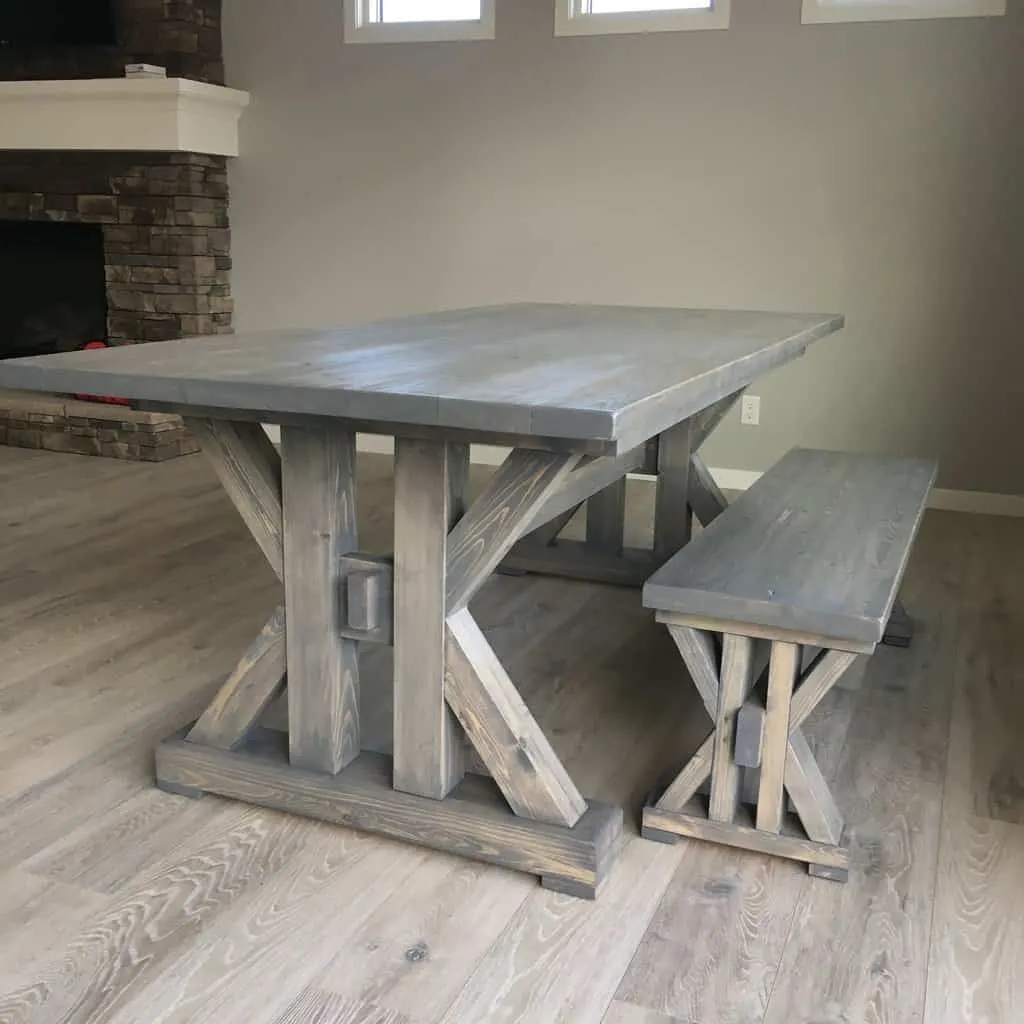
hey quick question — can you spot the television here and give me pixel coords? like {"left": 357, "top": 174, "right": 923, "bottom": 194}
{"left": 0, "top": 0, "right": 117, "bottom": 48}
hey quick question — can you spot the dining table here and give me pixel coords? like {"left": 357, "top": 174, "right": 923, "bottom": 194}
{"left": 0, "top": 302, "right": 844, "bottom": 898}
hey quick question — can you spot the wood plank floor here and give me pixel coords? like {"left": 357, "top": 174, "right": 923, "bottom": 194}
{"left": 0, "top": 444, "right": 1021, "bottom": 1024}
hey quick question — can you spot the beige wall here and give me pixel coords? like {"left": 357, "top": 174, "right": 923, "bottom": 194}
{"left": 223, "top": 0, "right": 1023, "bottom": 494}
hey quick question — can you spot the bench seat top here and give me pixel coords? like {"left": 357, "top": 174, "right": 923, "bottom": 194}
{"left": 643, "top": 448, "right": 937, "bottom": 647}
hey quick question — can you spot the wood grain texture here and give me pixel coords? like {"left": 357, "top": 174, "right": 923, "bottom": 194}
{"left": 645, "top": 448, "right": 937, "bottom": 645}
{"left": 314, "top": 859, "right": 531, "bottom": 1021}
{"left": 0, "top": 807, "right": 301, "bottom": 1023}
{"left": 282, "top": 422, "right": 360, "bottom": 775}
{"left": 446, "top": 449, "right": 579, "bottom": 613}
{"left": 687, "top": 451, "right": 728, "bottom": 528}
{"left": 757, "top": 641, "right": 798, "bottom": 834}
{"left": 665, "top": 625, "right": 719, "bottom": 712}
{"left": 273, "top": 990, "right": 410, "bottom": 1024}
{"left": 1, "top": 305, "right": 844, "bottom": 447}
{"left": 657, "top": 609, "right": 877, "bottom": 655}
{"left": 528, "top": 446, "right": 644, "bottom": 534}
{"left": 4, "top": 448, "right": 1021, "bottom": 1024}
{"left": 763, "top": 514, "right": 960, "bottom": 1024}
{"left": 156, "top": 730, "right": 619, "bottom": 892}
{"left": 923, "top": 516, "right": 1024, "bottom": 1024}
{"left": 603, "top": 1002, "right": 684, "bottom": 1024}
{"left": 444, "top": 607, "right": 587, "bottom": 827}
{"left": 437, "top": 838, "right": 683, "bottom": 1024}
{"left": 789, "top": 648, "right": 860, "bottom": 728}
{"left": 618, "top": 835, "right": 808, "bottom": 1024}
{"left": 104, "top": 827, "right": 428, "bottom": 1024}
{"left": 586, "top": 478, "right": 628, "bottom": 557}
{"left": 784, "top": 727, "right": 844, "bottom": 845}
{"left": 709, "top": 634, "right": 753, "bottom": 823}
{"left": 643, "top": 805, "right": 850, "bottom": 871}
{"left": 653, "top": 419, "right": 692, "bottom": 562}
{"left": 186, "top": 416, "right": 284, "bottom": 577}
{"left": 187, "top": 604, "right": 287, "bottom": 750}
{"left": 393, "top": 438, "right": 465, "bottom": 799}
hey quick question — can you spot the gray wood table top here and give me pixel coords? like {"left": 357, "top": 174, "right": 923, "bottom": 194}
{"left": 0, "top": 304, "right": 843, "bottom": 449}
{"left": 643, "top": 448, "right": 938, "bottom": 646}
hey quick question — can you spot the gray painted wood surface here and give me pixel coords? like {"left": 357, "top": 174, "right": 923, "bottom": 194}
{"left": 709, "top": 634, "right": 753, "bottom": 823}
{"left": 186, "top": 418, "right": 284, "bottom": 579}
{"left": 642, "top": 806, "right": 850, "bottom": 873}
{"left": 392, "top": 439, "right": 465, "bottom": 799}
{"left": 156, "top": 730, "right": 621, "bottom": 899}
{"left": 756, "top": 641, "right": 798, "bottom": 834}
{"left": 281, "top": 423, "right": 360, "bottom": 775}
{"left": 586, "top": 479, "right": 627, "bottom": 557}
{"left": 0, "top": 305, "right": 842, "bottom": 449}
{"left": 186, "top": 605, "right": 287, "bottom": 751}
{"left": 645, "top": 449, "right": 938, "bottom": 646}
{"left": 653, "top": 420, "right": 693, "bottom": 562}
{"left": 444, "top": 608, "right": 587, "bottom": 827}
{"left": 446, "top": 449, "right": 578, "bottom": 614}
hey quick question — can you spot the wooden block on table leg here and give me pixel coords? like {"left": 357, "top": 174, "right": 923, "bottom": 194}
{"left": 155, "top": 728, "right": 623, "bottom": 897}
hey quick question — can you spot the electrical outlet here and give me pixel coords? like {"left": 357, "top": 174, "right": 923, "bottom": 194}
{"left": 741, "top": 395, "right": 761, "bottom": 426}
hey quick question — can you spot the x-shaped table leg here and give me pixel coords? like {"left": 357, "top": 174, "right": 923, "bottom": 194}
{"left": 656, "top": 625, "right": 858, "bottom": 846}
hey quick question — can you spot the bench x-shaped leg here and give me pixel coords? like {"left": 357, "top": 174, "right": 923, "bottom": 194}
{"left": 644, "top": 624, "right": 858, "bottom": 877}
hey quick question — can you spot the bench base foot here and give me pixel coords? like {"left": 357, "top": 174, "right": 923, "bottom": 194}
{"left": 156, "top": 727, "right": 622, "bottom": 899}
{"left": 882, "top": 600, "right": 915, "bottom": 648}
{"left": 642, "top": 803, "right": 850, "bottom": 878}
{"left": 808, "top": 862, "right": 850, "bottom": 883}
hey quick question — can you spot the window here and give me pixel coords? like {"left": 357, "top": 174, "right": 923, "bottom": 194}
{"left": 802, "top": 0, "right": 1005, "bottom": 23}
{"left": 344, "top": 0, "right": 496, "bottom": 43}
{"left": 555, "top": 0, "right": 730, "bottom": 36}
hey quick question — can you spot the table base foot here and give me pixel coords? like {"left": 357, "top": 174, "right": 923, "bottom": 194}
{"left": 155, "top": 777, "right": 206, "bottom": 800}
{"left": 157, "top": 727, "right": 623, "bottom": 899}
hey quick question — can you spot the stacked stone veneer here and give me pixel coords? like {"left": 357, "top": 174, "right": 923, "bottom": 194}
{"left": 0, "top": 392, "right": 199, "bottom": 461}
{"left": 0, "top": 0, "right": 231, "bottom": 461}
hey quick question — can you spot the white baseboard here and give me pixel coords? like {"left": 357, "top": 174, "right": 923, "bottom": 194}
{"left": 260, "top": 426, "right": 1024, "bottom": 519}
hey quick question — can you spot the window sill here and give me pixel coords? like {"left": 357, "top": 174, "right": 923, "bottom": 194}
{"left": 555, "top": 3, "right": 730, "bottom": 35}
{"left": 801, "top": 0, "right": 1005, "bottom": 24}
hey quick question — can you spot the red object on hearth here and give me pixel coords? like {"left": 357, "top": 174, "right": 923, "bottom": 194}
{"left": 75, "top": 341, "right": 131, "bottom": 406}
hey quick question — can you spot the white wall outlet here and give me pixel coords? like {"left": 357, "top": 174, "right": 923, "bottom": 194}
{"left": 741, "top": 395, "right": 761, "bottom": 426}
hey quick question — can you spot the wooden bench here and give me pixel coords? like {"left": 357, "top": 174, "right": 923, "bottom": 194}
{"left": 640, "top": 448, "right": 937, "bottom": 881}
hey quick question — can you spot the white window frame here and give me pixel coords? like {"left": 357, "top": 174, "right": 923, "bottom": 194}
{"left": 555, "top": 0, "right": 730, "bottom": 36}
{"left": 802, "top": 0, "right": 1005, "bottom": 24}
{"left": 343, "top": 0, "right": 495, "bottom": 43}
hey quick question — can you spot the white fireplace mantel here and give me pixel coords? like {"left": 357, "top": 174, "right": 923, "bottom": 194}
{"left": 0, "top": 78, "right": 250, "bottom": 157}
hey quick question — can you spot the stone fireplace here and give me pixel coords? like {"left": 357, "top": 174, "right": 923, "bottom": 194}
{"left": 0, "top": 0, "right": 246, "bottom": 461}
